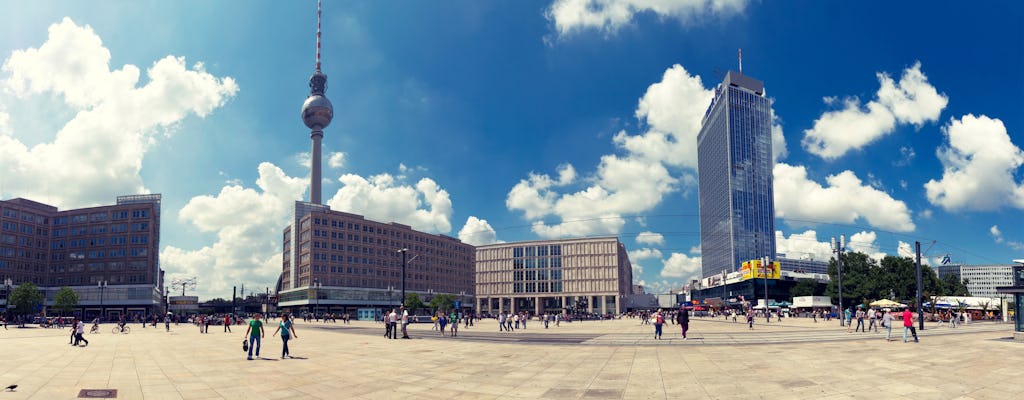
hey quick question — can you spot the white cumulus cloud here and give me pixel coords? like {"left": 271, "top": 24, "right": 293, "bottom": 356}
{"left": 775, "top": 230, "right": 833, "bottom": 262}
{"left": 458, "top": 216, "right": 500, "bottom": 246}
{"left": 924, "top": 114, "right": 1024, "bottom": 211}
{"left": 0, "top": 17, "right": 238, "bottom": 208}
{"left": 546, "top": 0, "right": 749, "bottom": 38}
{"left": 774, "top": 163, "right": 915, "bottom": 232}
{"left": 327, "top": 173, "right": 453, "bottom": 233}
{"left": 990, "top": 225, "right": 1024, "bottom": 251}
{"left": 660, "top": 252, "right": 701, "bottom": 278}
{"left": 163, "top": 162, "right": 306, "bottom": 297}
{"left": 802, "top": 62, "right": 947, "bottom": 160}
{"left": 328, "top": 152, "right": 346, "bottom": 169}
{"left": 636, "top": 231, "right": 665, "bottom": 245}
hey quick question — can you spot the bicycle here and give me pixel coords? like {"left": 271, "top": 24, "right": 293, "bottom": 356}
{"left": 112, "top": 325, "right": 131, "bottom": 334}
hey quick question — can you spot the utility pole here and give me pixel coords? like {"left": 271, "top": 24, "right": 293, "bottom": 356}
{"left": 831, "top": 235, "right": 845, "bottom": 326}
{"left": 916, "top": 241, "right": 924, "bottom": 330}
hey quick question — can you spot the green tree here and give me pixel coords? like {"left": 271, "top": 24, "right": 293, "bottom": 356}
{"left": 404, "top": 293, "right": 425, "bottom": 314}
{"left": 826, "top": 252, "right": 878, "bottom": 310}
{"left": 790, "top": 278, "right": 820, "bottom": 298}
{"left": 876, "top": 256, "right": 918, "bottom": 302}
{"left": 53, "top": 287, "right": 79, "bottom": 316}
{"left": 428, "top": 294, "right": 456, "bottom": 313}
{"left": 9, "top": 282, "right": 44, "bottom": 316}
{"left": 940, "top": 273, "right": 971, "bottom": 297}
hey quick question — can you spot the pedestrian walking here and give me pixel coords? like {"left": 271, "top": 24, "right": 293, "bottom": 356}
{"left": 450, "top": 311, "right": 459, "bottom": 337}
{"left": 164, "top": 314, "right": 171, "bottom": 332}
{"left": 499, "top": 312, "right": 507, "bottom": 332}
{"left": 224, "top": 314, "right": 232, "bottom": 333}
{"left": 438, "top": 313, "right": 448, "bottom": 336}
{"left": 747, "top": 311, "right": 754, "bottom": 330}
{"left": 881, "top": 310, "right": 894, "bottom": 341}
{"left": 902, "top": 307, "right": 919, "bottom": 343}
{"left": 384, "top": 310, "right": 393, "bottom": 338}
{"left": 855, "top": 307, "right": 866, "bottom": 333}
{"left": 245, "top": 313, "right": 265, "bottom": 360}
{"left": 676, "top": 306, "right": 690, "bottom": 340}
{"left": 74, "top": 318, "right": 89, "bottom": 347}
{"left": 271, "top": 313, "right": 297, "bottom": 359}
{"left": 401, "top": 306, "right": 410, "bottom": 339}
{"left": 653, "top": 309, "right": 664, "bottom": 340}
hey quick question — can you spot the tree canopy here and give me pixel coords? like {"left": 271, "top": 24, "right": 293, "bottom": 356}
{"left": 53, "top": 287, "right": 79, "bottom": 316}
{"left": 9, "top": 282, "right": 44, "bottom": 315}
{"left": 826, "top": 252, "right": 968, "bottom": 309}
{"left": 428, "top": 294, "right": 456, "bottom": 313}
{"left": 404, "top": 293, "right": 425, "bottom": 313}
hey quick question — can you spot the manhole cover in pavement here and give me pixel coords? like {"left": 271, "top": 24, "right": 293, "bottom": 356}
{"left": 78, "top": 389, "right": 117, "bottom": 398}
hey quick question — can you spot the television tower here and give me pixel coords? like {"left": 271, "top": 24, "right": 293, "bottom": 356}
{"left": 300, "top": 0, "right": 333, "bottom": 204}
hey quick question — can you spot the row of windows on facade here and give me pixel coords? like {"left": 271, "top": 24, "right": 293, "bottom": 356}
{"left": 298, "top": 234, "right": 471, "bottom": 262}
{"left": 477, "top": 255, "right": 620, "bottom": 271}
{"left": 510, "top": 245, "right": 564, "bottom": 258}
{"left": 0, "top": 247, "right": 150, "bottom": 260}
{"left": 287, "top": 276, "right": 468, "bottom": 292}
{"left": 295, "top": 241, "right": 470, "bottom": 266}
{"left": 512, "top": 282, "right": 563, "bottom": 293}
{"left": 1, "top": 273, "right": 152, "bottom": 287}
{"left": 477, "top": 267, "right": 620, "bottom": 283}
{"left": 1, "top": 221, "right": 151, "bottom": 237}
{"left": 0, "top": 208, "right": 151, "bottom": 225}
{"left": 292, "top": 251, "right": 471, "bottom": 274}
{"left": 302, "top": 263, "right": 470, "bottom": 280}
{"left": 303, "top": 217, "right": 471, "bottom": 253}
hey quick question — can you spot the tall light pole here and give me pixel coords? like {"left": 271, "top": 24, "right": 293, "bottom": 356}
{"left": 831, "top": 235, "right": 845, "bottom": 327}
{"left": 3, "top": 278, "right": 11, "bottom": 320}
{"left": 97, "top": 280, "right": 108, "bottom": 321}
{"left": 312, "top": 279, "right": 322, "bottom": 317}
{"left": 396, "top": 248, "right": 419, "bottom": 308}
{"left": 398, "top": 249, "right": 408, "bottom": 307}
{"left": 761, "top": 256, "right": 770, "bottom": 314}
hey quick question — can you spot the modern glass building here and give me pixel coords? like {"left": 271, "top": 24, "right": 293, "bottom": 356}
{"left": 697, "top": 71, "right": 776, "bottom": 278}
{"left": 1, "top": 195, "right": 164, "bottom": 319}
{"left": 475, "top": 237, "right": 633, "bottom": 316}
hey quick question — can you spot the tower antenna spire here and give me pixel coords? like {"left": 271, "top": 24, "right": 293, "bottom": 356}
{"left": 316, "top": 0, "right": 322, "bottom": 72}
{"left": 738, "top": 48, "right": 743, "bottom": 75}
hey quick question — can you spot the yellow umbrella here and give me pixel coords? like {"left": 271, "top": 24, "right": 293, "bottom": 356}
{"left": 869, "top": 299, "right": 906, "bottom": 308}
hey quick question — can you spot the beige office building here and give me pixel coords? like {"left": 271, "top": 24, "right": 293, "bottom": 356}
{"left": 475, "top": 237, "right": 633, "bottom": 317}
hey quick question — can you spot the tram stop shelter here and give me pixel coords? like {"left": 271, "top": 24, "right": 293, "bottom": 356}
{"left": 996, "top": 261, "right": 1024, "bottom": 342}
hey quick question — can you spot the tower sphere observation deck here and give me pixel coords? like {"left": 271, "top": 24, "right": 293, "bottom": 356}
{"left": 301, "top": 72, "right": 333, "bottom": 130}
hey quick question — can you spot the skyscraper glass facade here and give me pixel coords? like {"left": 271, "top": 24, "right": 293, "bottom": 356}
{"left": 698, "top": 71, "right": 776, "bottom": 278}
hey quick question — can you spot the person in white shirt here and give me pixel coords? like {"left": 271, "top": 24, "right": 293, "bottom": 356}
{"left": 75, "top": 319, "right": 89, "bottom": 346}
{"left": 400, "top": 306, "right": 410, "bottom": 339}
{"left": 387, "top": 309, "right": 398, "bottom": 339}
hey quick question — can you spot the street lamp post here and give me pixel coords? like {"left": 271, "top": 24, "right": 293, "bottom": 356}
{"left": 396, "top": 248, "right": 419, "bottom": 308}
{"left": 831, "top": 235, "right": 846, "bottom": 327}
{"left": 97, "top": 280, "right": 108, "bottom": 321}
{"left": 312, "top": 279, "right": 322, "bottom": 317}
{"left": 761, "top": 256, "right": 770, "bottom": 316}
{"left": 3, "top": 278, "right": 12, "bottom": 321}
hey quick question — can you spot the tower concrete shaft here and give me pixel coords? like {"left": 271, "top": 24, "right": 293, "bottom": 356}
{"left": 311, "top": 130, "right": 323, "bottom": 204}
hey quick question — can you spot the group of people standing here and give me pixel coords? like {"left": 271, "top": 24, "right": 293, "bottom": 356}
{"left": 383, "top": 306, "right": 411, "bottom": 339}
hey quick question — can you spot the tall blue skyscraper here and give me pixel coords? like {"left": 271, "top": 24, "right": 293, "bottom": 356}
{"left": 697, "top": 71, "right": 776, "bottom": 278}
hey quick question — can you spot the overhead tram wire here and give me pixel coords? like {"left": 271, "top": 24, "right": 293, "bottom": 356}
{"left": 457, "top": 212, "right": 1004, "bottom": 263}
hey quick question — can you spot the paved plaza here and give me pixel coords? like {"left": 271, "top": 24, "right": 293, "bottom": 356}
{"left": 0, "top": 317, "right": 1020, "bottom": 399}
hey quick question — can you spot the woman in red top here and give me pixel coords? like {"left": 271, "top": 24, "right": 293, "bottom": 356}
{"left": 902, "top": 307, "right": 918, "bottom": 343}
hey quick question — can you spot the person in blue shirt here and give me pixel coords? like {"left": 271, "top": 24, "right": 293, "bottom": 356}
{"left": 272, "top": 313, "right": 298, "bottom": 359}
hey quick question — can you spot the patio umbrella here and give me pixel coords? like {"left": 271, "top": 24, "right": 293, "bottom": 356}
{"left": 870, "top": 299, "right": 906, "bottom": 308}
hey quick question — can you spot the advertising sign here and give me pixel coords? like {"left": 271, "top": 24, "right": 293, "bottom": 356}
{"left": 741, "top": 260, "right": 780, "bottom": 280}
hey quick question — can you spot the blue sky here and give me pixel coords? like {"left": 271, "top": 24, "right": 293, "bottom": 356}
{"left": 1, "top": 1, "right": 1022, "bottom": 298}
